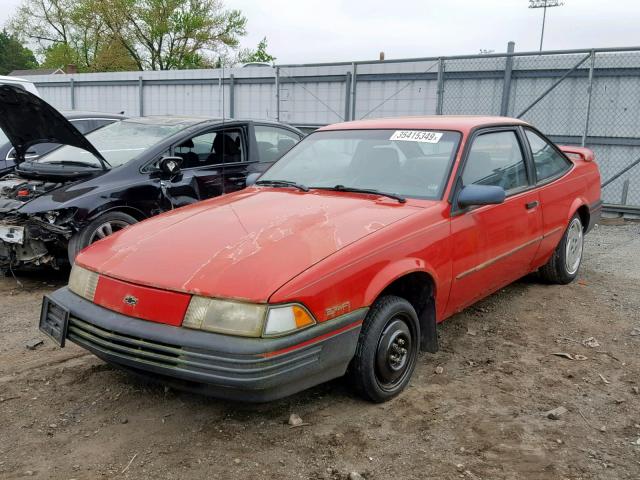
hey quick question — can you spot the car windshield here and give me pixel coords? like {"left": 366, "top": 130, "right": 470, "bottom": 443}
{"left": 260, "top": 129, "right": 461, "bottom": 199}
{"left": 36, "top": 120, "right": 190, "bottom": 168}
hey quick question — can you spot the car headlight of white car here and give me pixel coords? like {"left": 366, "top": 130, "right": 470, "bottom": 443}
{"left": 182, "top": 296, "right": 316, "bottom": 338}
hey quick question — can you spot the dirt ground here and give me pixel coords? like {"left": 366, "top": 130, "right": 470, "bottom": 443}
{"left": 0, "top": 222, "right": 639, "bottom": 480}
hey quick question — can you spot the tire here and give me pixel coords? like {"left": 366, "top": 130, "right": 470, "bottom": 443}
{"left": 539, "top": 213, "right": 584, "bottom": 284}
{"left": 68, "top": 211, "right": 138, "bottom": 264}
{"left": 348, "top": 295, "right": 420, "bottom": 403}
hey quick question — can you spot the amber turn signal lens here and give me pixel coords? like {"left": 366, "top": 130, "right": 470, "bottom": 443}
{"left": 293, "top": 305, "right": 314, "bottom": 328}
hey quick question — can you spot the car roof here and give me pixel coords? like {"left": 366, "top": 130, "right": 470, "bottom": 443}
{"left": 60, "top": 111, "right": 128, "bottom": 120}
{"left": 320, "top": 116, "right": 530, "bottom": 134}
{"left": 116, "top": 116, "right": 303, "bottom": 132}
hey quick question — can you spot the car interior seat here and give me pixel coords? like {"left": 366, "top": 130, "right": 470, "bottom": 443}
{"left": 175, "top": 139, "right": 199, "bottom": 169}
{"left": 209, "top": 133, "right": 241, "bottom": 164}
{"left": 277, "top": 138, "right": 297, "bottom": 155}
{"left": 350, "top": 144, "right": 401, "bottom": 189}
{"left": 257, "top": 141, "right": 280, "bottom": 163}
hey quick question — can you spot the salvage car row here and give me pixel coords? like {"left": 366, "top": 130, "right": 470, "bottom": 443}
{"left": 0, "top": 85, "right": 303, "bottom": 270}
{"left": 0, "top": 84, "right": 602, "bottom": 403}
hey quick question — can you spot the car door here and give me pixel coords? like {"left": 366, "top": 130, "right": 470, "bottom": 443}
{"left": 445, "top": 127, "right": 543, "bottom": 316}
{"left": 218, "top": 124, "right": 252, "bottom": 194}
{"left": 163, "top": 125, "right": 250, "bottom": 202}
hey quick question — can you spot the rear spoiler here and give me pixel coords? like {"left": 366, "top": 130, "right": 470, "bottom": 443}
{"left": 558, "top": 145, "right": 595, "bottom": 162}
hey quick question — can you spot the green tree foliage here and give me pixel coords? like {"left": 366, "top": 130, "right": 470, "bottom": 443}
{"left": 9, "top": 0, "right": 248, "bottom": 71}
{"left": 0, "top": 30, "right": 38, "bottom": 75}
{"left": 238, "top": 37, "right": 275, "bottom": 65}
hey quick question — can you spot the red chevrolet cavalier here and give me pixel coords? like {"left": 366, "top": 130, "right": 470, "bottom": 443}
{"left": 40, "top": 116, "right": 601, "bottom": 402}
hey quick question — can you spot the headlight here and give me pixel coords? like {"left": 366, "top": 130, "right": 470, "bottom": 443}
{"left": 182, "top": 297, "right": 315, "bottom": 338}
{"left": 68, "top": 264, "right": 99, "bottom": 301}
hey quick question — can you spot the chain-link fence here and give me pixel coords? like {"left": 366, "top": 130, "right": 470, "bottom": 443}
{"left": 29, "top": 44, "right": 640, "bottom": 212}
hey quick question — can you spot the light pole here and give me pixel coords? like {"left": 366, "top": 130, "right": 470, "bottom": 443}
{"left": 529, "top": 0, "right": 564, "bottom": 51}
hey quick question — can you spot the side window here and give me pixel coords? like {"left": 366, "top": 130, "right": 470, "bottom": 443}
{"left": 254, "top": 125, "right": 301, "bottom": 162}
{"left": 174, "top": 128, "right": 244, "bottom": 169}
{"left": 525, "top": 129, "right": 571, "bottom": 182}
{"left": 462, "top": 131, "right": 528, "bottom": 192}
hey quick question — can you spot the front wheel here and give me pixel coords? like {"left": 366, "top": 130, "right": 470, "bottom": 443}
{"left": 348, "top": 295, "right": 420, "bottom": 403}
{"left": 68, "top": 211, "right": 138, "bottom": 264}
{"left": 539, "top": 214, "right": 584, "bottom": 284}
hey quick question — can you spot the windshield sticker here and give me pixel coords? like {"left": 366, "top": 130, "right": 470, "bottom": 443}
{"left": 390, "top": 130, "right": 443, "bottom": 143}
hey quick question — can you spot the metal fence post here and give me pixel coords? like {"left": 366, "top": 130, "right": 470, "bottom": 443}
{"left": 70, "top": 78, "right": 75, "bottom": 110}
{"left": 275, "top": 66, "right": 280, "bottom": 121}
{"left": 344, "top": 72, "right": 352, "bottom": 121}
{"left": 500, "top": 41, "right": 515, "bottom": 116}
{"left": 436, "top": 58, "right": 444, "bottom": 115}
{"left": 621, "top": 179, "right": 630, "bottom": 205}
{"left": 138, "top": 76, "right": 144, "bottom": 116}
{"left": 581, "top": 50, "right": 596, "bottom": 147}
{"left": 229, "top": 74, "right": 235, "bottom": 118}
{"left": 218, "top": 69, "right": 222, "bottom": 117}
{"left": 350, "top": 63, "right": 357, "bottom": 120}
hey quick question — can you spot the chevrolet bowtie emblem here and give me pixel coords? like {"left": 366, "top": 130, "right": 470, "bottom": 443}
{"left": 123, "top": 295, "right": 138, "bottom": 306}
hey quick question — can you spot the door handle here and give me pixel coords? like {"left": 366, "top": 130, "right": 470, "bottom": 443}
{"left": 525, "top": 201, "right": 539, "bottom": 210}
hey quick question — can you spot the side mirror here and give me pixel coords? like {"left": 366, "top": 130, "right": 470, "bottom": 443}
{"left": 457, "top": 184, "right": 506, "bottom": 208}
{"left": 159, "top": 156, "right": 182, "bottom": 178}
{"left": 246, "top": 172, "right": 260, "bottom": 187}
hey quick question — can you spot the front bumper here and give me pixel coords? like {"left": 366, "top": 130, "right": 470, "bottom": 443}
{"left": 0, "top": 217, "right": 71, "bottom": 269}
{"left": 45, "top": 288, "right": 365, "bottom": 402}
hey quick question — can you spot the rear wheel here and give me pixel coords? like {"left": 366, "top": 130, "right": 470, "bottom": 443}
{"left": 68, "top": 211, "right": 137, "bottom": 264}
{"left": 539, "top": 214, "right": 584, "bottom": 284}
{"left": 348, "top": 295, "right": 420, "bottom": 402}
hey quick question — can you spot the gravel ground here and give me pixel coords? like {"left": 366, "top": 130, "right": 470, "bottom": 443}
{"left": 0, "top": 222, "right": 639, "bottom": 480}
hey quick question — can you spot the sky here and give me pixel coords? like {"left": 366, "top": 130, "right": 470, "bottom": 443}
{"left": 1, "top": 0, "right": 639, "bottom": 64}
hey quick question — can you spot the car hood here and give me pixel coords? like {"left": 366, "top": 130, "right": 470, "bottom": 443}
{"left": 77, "top": 188, "right": 425, "bottom": 302}
{"left": 0, "top": 84, "right": 104, "bottom": 165}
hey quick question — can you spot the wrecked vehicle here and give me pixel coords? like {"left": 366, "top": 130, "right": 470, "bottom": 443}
{"left": 41, "top": 116, "right": 601, "bottom": 402}
{"left": 0, "top": 111, "right": 126, "bottom": 177}
{"left": 0, "top": 85, "right": 303, "bottom": 270}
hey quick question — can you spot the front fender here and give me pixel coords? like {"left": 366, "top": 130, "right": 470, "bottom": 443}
{"left": 363, "top": 257, "right": 440, "bottom": 307}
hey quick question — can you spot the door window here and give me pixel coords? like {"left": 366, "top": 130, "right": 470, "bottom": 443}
{"left": 175, "top": 129, "right": 245, "bottom": 169}
{"left": 462, "top": 131, "right": 528, "bottom": 192}
{"left": 254, "top": 125, "right": 301, "bottom": 162}
{"left": 524, "top": 129, "right": 571, "bottom": 182}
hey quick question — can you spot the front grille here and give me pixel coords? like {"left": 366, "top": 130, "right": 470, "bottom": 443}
{"left": 67, "top": 317, "right": 322, "bottom": 381}
{"left": 68, "top": 317, "right": 182, "bottom": 368}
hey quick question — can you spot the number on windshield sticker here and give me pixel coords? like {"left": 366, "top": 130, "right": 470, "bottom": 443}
{"left": 390, "top": 130, "right": 443, "bottom": 143}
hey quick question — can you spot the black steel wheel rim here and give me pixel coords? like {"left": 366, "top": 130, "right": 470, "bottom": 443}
{"left": 374, "top": 315, "right": 415, "bottom": 391}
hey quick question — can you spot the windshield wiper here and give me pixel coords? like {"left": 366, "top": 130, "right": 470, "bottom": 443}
{"left": 325, "top": 185, "right": 406, "bottom": 203}
{"left": 255, "top": 179, "right": 309, "bottom": 192}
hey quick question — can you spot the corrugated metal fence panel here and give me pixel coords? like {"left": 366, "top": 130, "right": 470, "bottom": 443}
{"left": 76, "top": 84, "right": 139, "bottom": 115}
{"left": 36, "top": 84, "right": 71, "bottom": 111}
{"left": 24, "top": 49, "right": 640, "bottom": 209}
{"left": 235, "top": 82, "right": 275, "bottom": 120}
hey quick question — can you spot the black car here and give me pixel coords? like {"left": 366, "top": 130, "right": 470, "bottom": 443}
{"left": 0, "top": 85, "right": 303, "bottom": 271}
{"left": 0, "top": 111, "right": 126, "bottom": 176}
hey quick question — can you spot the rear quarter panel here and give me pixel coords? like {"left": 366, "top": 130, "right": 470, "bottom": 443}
{"left": 531, "top": 158, "right": 600, "bottom": 269}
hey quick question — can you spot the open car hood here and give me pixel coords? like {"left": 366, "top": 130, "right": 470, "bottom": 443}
{"left": 0, "top": 84, "right": 106, "bottom": 166}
